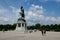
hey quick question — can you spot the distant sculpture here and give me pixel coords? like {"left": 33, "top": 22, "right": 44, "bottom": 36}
{"left": 19, "top": 6, "right": 25, "bottom": 18}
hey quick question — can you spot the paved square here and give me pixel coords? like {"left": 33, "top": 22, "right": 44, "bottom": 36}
{"left": 0, "top": 31, "right": 60, "bottom": 40}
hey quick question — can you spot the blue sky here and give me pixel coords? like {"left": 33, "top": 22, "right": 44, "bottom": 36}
{"left": 0, "top": 0, "right": 60, "bottom": 25}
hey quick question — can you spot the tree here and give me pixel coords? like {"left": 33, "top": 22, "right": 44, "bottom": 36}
{"left": 35, "top": 23, "right": 41, "bottom": 30}
{"left": 50, "top": 24, "right": 54, "bottom": 31}
{"left": 45, "top": 25, "right": 50, "bottom": 31}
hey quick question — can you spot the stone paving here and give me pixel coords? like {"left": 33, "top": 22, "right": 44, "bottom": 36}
{"left": 0, "top": 31, "right": 60, "bottom": 40}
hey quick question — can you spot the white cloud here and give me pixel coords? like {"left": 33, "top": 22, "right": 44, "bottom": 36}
{"left": 25, "top": 4, "right": 45, "bottom": 25}
{"left": 39, "top": 0, "right": 60, "bottom": 2}
{"left": 55, "top": 0, "right": 60, "bottom": 2}
{"left": 39, "top": 0, "right": 48, "bottom": 2}
{"left": 0, "top": 8, "right": 9, "bottom": 15}
{"left": 24, "top": 0, "right": 30, "bottom": 2}
{"left": 50, "top": 17, "right": 56, "bottom": 22}
{"left": 0, "top": 4, "right": 60, "bottom": 25}
{"left": 29, "top": 4, "right": 44, "bottom": 14}
{"left": 52, "top": 0, "right": 60, "bottom": 2}
{"left": 10, "top": 6, "right": 20, "bottom": 18}
{"left": 0, "top": 17, "right": 9, "bottom": 21}
{"left": 25, "top": 4, "right": 60, "bottom": 25}
{"left": 0, "top": 6, "right": 20, "bottom": 24}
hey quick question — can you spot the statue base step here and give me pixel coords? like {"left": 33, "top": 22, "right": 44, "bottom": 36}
{"left": 15, "top": 27, "right": 25, "bottom": 31}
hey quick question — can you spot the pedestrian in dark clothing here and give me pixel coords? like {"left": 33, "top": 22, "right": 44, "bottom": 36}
{"left": 41, "top": 28, "right": 46, "bottom": 36}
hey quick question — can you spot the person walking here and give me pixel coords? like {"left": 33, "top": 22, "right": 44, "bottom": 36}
{"left": 41, "top": 28, "right": 46, "bottom": 36}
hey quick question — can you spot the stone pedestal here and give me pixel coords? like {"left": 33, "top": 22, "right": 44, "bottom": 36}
{"left": 15, "top": 18, "right": 26, "bottom": 31}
